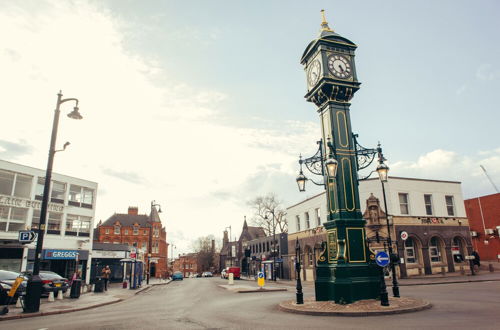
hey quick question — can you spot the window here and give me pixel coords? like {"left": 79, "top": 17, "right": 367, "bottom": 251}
{"left": 296, "top": 215, "right": 301, "bottom": 231}
{"left": 308, "top": 249, "right": 314, "bottom": 267}
{"left": 114, "top": 225, "right": 120, "bottom": 234}
{"left": 68, "top": 185, "right": 94, "bottom": 208}
{"left": 424, "top": 194, "right": 433, "bottom": 215}
{"left": 105, "top": 228, "right": 109, "bottom": 234}
{"left": 35, "top": 177, "right": 45, "bottom": 200}
{"left": 0, "top": 206, "right": 28, "bottom": 232}
{"left": 50, "top": 181, "right": 65, "bottom": 203}
{"left": 66, "top": 215, "right": 92, "bottom": 236}
{"left": 404, "top": 238, "right": 417, "bottom": 264}
{"left": 31, "top": 210, "right": 40, "bottom": 230}
{"left": 47, "top": 212, "right": 62, "bottom": 233}
{"left": 133, "top": 226, "right": 139, "bottom": 235}
{"left": 316, "top": 208, "right": 321, "bottom": 226}
{"left": 142, "top": 241, "right": 147, "bottom": 250}
{"left": 305, "top": 212, "right": 310, "bottom": 229}
{"left": 0, "top": 170, "right": 14, "bottom": 195}
{"left": 143, "top": 230, "right": 147, "bottom": 235}
{"left": 266, "top": 242, "right": 270, "bottom": 252}
{"left": 399, "top": 193, "right": 409, "bottom": 215}
{"left": 124, "top": 229, "right": 129, "bottom": 235}
{"left": 445, "top": 196, "right": 455, "bottom": 216}
{"left": 13, "top": 174, "right": 32, "bottom": 198}
{"left": 429, "top": 237, "right": 441, "bottom": 262}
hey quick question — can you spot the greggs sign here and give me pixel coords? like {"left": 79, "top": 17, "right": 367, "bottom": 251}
{"left": 44, "top": 250, "right": 79, "bottom": 260}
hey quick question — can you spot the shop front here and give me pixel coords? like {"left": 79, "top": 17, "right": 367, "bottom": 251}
{"left": 91, "top": 243, "right": 127, "bottom": 282}
{"left": 28, "top": 248, "right": 88, "bottom": 281}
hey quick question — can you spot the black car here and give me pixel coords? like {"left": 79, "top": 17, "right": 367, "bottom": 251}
{"left": 0, "top": 270, "right": 26, "bottom": 305}
{"left": 39, "top": 271, "right": 70, "bottom": 296}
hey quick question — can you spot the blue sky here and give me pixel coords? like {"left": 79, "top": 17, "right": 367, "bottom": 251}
{"left": 1, "top": 0, "right": 499, "bottom": 253}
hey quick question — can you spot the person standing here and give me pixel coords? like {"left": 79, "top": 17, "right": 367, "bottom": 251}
{"left": 102, "top": 265, "right": 111, "bottom": 291}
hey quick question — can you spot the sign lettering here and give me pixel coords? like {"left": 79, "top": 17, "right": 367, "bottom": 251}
{"left": 0, "top": 194, "right": 64, "bottom": 212}
{"left": 44, "top": 250, "right": 79, "bottom": 260}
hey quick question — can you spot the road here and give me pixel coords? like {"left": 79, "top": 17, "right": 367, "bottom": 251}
{"left": 3, "top": 277, "right": 500, "bottom": 329}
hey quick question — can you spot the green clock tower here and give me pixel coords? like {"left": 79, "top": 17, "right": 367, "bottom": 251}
{"left": 301, "top": 11, "right": 381, "bottom": 303}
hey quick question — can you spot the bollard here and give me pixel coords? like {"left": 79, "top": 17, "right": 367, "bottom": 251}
{"left": 65, "top": 289, "right": 71, "bottom": 297}
{"left": 460, "top": 266, "right": 465, "bottom": 275}
{"left": 15, "top": 297, "right": 22, "bottom": 308}
{"left": 48, "top": 291, "right": 55, "bottom": 302}
{"left": 57, "top": 290, "right": 64, "bottom": 300}
{"left": 228, "top": 273, "right": 234, "bottom": 285}
{"left": 489, "top": 264, "right": 494, "bottom": 272}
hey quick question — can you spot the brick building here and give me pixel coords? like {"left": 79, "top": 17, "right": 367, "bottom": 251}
{"left": 464, "top": 193, "right": 500, "bottom": 261}
{"left": 173, "top": 253, "right": 198, "bottom": 277}
{"left": 95, "top": 206, "right": 168, "bottom": 278}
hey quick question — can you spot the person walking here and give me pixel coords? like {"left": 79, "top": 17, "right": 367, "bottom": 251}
{"left": 472, "top": 251, "right": 481, "bottom": 269}
{"left": 102, "top": 265, "right": 111, "bottom": 291}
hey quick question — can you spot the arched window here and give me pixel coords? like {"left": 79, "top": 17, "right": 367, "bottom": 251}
{"left": 429, "top": 237, "right": 441, "bottom": 262}
{"left": 405, "top": 238, "right": 416, "bottom": 264}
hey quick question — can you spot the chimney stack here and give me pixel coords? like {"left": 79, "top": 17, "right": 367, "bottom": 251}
{"left": 128, "top": 206, "right": 138, "bottom": 215}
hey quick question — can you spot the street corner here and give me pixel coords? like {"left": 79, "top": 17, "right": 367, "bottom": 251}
{"left": 278, "top": 297, "right": 432, "bottom": 317}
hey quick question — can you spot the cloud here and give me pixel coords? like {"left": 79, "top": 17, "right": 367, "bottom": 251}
{"left": 0, "top": 139, "right": 33, "bottom": 159}
{"left": 102, "top": 168, "right": 146, "bottom": 185}
{"left": 476, "top": 63, "right": 498, "bottom": 81}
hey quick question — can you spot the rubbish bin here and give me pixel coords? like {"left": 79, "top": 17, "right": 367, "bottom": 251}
{"left": 70, "top": 279, "right": 82, "bottom": 298}
{"left": 94, "top": 277, "right": 104, "bottom": 293}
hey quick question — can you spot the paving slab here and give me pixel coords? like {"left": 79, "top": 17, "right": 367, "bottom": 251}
{"left": 279, "top": 296, "right": 431, "bottom": 316}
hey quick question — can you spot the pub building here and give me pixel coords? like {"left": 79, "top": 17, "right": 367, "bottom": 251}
{"left": 286, "top": 176, "right": 473, "bottom": 280}
{"left": 0, "top": 159, "right": 97, "bottom": 283}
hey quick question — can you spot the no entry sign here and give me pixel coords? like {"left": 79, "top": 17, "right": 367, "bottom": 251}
{"left": 400, "top": 231, "right": 409, "bottom": 241}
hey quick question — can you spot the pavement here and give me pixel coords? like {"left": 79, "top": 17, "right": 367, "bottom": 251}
{"left": 0, "top": 278, "right": 171, "bottom": 321}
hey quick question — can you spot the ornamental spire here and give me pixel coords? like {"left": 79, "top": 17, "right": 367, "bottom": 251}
{"left": 320, "top": 9, "right": 334, "bottom": 33}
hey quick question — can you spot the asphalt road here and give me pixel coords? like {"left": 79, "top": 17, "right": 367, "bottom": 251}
{"left": 3, "top": 277, "right": 500, "bottom": 329}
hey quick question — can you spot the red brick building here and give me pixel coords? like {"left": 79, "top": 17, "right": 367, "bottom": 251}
{"left": 464, "top": 193, "right": 500, "bottom": 261}
{"left": 173, "top": 253, "right": 198, "bottom": 278}
{"left": 95, "top": 206, "right": 168, "bottom": 278}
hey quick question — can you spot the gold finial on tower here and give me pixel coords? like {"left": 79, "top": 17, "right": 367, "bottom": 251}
{"left": 320, "top": 9, "right": 334, "bottom": 32}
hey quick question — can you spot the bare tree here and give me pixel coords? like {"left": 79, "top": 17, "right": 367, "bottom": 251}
{"left": 247, "top": 193, "right": 287, "bottom": 236}
{"left": 191, "top": 235, "right": 220, "bottom": 272}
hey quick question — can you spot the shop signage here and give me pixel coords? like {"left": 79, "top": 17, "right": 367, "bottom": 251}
{"left": 44, "top": 250, "right": 79, "bottom": 260}
{"left": 92, "top": 250, "right": 126, "bottom": 259}
{"left": 0, "top": 194, "right": 64, "bottom": 212}
{"left": 19, "top": 230, "right": 37, "bottom": 243}
{"left": 420, "top": 218, "right": 444, "bottom": 224}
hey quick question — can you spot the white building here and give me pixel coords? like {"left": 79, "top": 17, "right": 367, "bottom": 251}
{"left": 287, "top": 177, "right": 472, "bottom": 279}
{"left": 0, "top": 159, "right": 97, "bottom": 283}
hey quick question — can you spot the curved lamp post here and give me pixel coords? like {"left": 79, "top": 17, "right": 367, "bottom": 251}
{"left": 376, "top": 145, "right": 400, "bottom": 298}
{"left": 24, "top": 91, "right": 82, "bottom": 313}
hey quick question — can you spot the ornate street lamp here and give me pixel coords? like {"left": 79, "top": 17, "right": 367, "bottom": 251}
{"left": 295, "top": 168, "right": 307, "bottom": 192}
{"left": 24, "top": 91, "right": 82, "bottom": 313}
{"left": 375, "top": 145, "right": 400, "bottom": 298}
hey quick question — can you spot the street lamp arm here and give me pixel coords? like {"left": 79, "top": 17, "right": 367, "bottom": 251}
{"left": 59, "top": 97, "right": 79, "bottom": 106}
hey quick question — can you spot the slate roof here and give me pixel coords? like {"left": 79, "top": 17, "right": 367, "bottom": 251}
{"left": 247, "top": 226, "right": 266, "bottom": 239}
{"left": 93, "top": 242, "right": 129, "bottom": 251}
{"left": 101, "top": 213, "right": 151, "bottom": 227}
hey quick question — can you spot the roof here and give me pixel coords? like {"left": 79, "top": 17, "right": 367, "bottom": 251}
{"left": 150, "top": 206, "right": 161, "bottom": 223}
{"left": 101, "top": 213, "right": 151, "bottom": 227}
{"left": 93, "top": 242, "right": 129, "bottom": 251}
{"left": 247, "top": 226, "right": 266, "bottom": 239}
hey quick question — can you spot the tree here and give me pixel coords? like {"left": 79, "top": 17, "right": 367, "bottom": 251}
{"left": 247, "top": 193, "right": 287, "bottom": 236}
{"left": 191, "top": 235, "right": 220, "bottom": 272}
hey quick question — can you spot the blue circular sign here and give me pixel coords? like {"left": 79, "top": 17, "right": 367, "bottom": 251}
{"left": 375, "top": 251, "right": 390, "bottom": 267}
{"left": 258, "top": 272, "right": 264, "bottom": 279}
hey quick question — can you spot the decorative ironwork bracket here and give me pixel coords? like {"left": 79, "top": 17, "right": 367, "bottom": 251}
{"left": 299, "top": 140, "right": 325, "bottom": 187}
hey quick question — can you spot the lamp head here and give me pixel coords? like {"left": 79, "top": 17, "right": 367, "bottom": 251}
{"left": 296, "top": 171, "right": 307, "bottom": 192}
{"left": 376, "top": 162, "right": 389, "bottom": 183}
{"left": 325, "top": 156, "right": 338, "bottom": 178}
{"left": 67, "top": 106, "right": 83, "bottom": 120}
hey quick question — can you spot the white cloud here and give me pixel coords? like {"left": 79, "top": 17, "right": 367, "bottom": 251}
{"left": 476, "top": 63, "right": 498, "bottom": 81}
{"left": 0, "top": 1, "right": 319, "bottom": 254}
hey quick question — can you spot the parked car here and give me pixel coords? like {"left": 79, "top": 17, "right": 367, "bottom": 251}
{"left": 0, "top": 270, "right": 27, "bottom": 305}
{"left": 202, "top": 272, "right": 213, "bottom": 277}
{"left": 195, "top": 273, "right": 202, "bottom": 278}
{"left": 172, "top": 271, "right": 183, "bottom": 281}
{"left": 39, "top": 271, "right": 69, "bottom": 296}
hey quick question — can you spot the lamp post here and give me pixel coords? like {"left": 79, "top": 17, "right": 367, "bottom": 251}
{"left": 295, "top": 238, "right": 304, "bottom": 304}
{"left": 148, "top": 201, "right": 162, "bottom": 285}
{"left": 225, "top": 226, "right": 232, "bottom": 266}
{"left": 170, "top": 243, "right": 176, "bottom": 277}
{"left": 24, "top": 91, "right": 82, "bottom": 313}
{"left": 376, "top": 145, "right": 400, "bottom": 298}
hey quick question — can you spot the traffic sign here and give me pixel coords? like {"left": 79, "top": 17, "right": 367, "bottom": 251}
{"left": 375, "top": 251, "right": 390, "bottom": 267}
{"left": 465, "top": 255, "right": 475, "bottom": 260}
{"left": 257, "top": 271, "right": 265, "bottom": 287}
{"left": 400, "top": 231, "right": 409, "bottom": 241}
{"left": 18, "top": 230, "right": 37, "bottom": 243}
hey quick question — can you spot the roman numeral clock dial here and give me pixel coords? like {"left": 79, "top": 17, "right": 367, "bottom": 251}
{"left": 328, "top": 55, "right": 352, "bottom": 79}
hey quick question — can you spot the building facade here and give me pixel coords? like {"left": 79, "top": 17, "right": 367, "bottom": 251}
{"left": 0, "top": 159, "right": 97, "bottom": 283}
{"left": 464, "top": 193, "right": 500, "bottom": 261}
{"left": 246, "top": 232, "right": 290, "bottom": 280}
{"left": 286, "top": 177, "right": 472, "bottom": 279}
{"left": 173, "top": 253, "right": 198, "bottom": 277}
{"left": 95, "top": 206, "right": 168, "bottom": 278}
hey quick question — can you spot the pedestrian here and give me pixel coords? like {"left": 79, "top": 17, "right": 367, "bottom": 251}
{"left": 102, "top": 265, "right": 111, "bottom": 291}
{"left": 472, "top": 251, "right": 481, "bottom": 268}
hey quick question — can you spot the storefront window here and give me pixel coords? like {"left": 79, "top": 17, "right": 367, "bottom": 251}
{"left": 13, "top": 174, "right": 32, "bottom": 198}
{"left": 429, "top": 237, "right": 441, "bottom": 262}
{"left": 0, "top": 170, "right": 14, "bottom": 195}
{"left": 47, "top": 212, "right": 62, "bottom": 233}
{"left": 405, "top": 238, "right": 417, "bottom": 264}
{"left": 51, "top": 181, "right": 66, "bottom": 203}
{"left": 452, "top": 237, "right": 464, "bottom": 263}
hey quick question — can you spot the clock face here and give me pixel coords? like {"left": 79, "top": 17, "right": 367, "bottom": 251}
{"left": 328, "top": 55, "right": 352, "bottom": 79}
{"left": 307, "top": 60, "right": 321, "bottom": 86}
